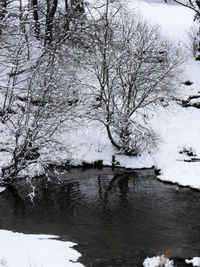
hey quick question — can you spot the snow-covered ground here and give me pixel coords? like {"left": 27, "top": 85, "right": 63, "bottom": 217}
{"left": 134, "top": 0, "right": 200, "bottom": 189}
{"left": 132, "top": 0, "right": 194, "bottom": 41}
{"left": 0, "top": 230, "right": 84, "bottom": 267}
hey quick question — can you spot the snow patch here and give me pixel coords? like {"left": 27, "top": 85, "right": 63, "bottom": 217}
{"left": 185, "top": 257, "right": 200, "bottom": 266}
{"left": 18, "top": 162, "right": 45, "bottom": 178}
{"left": 0, "top": 230, "right": 84, "bottom": 267}
{"left": 0, "top": 187, "right": 6, "bottom": 193}
{"left": 143, "top": 255, "right": 175, "bottom": 267}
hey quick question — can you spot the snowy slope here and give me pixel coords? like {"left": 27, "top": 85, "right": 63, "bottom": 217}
{"left": 135, "top": 0, "right": 200, "bottom": 189}
{"left": 131, "top": 0, "right": 194, "bottom": 41}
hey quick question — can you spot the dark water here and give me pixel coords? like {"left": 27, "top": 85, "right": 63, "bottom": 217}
{"left": 0, "top": 167, "right": 200, "bottom": 266}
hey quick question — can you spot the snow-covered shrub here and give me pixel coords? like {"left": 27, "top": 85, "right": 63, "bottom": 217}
{"left": 0, "top": 257, "right": 8, "bottom": 267}
{"left": 143, "top": 255, "right": 175, "bottom": 267}
{"left": 111, "top": 117, "right": 159, "bottom": 155}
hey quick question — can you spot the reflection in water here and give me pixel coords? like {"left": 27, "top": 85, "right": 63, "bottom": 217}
{"left": 0, "top": 168, "right": 200, "bottom": 266}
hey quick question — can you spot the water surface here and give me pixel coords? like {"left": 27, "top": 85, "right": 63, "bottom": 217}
{"left": 0, "top": 167, "right": 200, "bottom": 266}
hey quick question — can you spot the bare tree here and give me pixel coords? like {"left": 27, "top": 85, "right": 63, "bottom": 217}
{"left": 83, "top": 4, "right": 183, "bottom": 155}
{"left": 0, "top": 0, "right": 81, "bottom": 179}
{"left": 1, "top": 48, "right": 80, "bottom": 178}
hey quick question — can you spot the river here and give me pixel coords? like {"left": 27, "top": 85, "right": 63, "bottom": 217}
{"left": 0, "top": 167, "right": 200, "bottom": 266}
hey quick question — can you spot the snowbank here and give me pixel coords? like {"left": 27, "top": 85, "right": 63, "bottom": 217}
{"left": 0, "top": 230, "right": 84, "bottom": 267}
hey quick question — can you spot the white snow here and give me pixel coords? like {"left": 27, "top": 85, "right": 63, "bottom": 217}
{"left": 18, "top": 162, "right": 45, "bottom": 178}
{"left": 185, "top": 257, "right": 200, "bottom": 266}
{"left": 0, "top": 230, "right": 84, "bottom": 267}
{"left": 143, "top": 255, "right": 175, "bottom": 267}
{"left": 150, "top": 96, "right": 200, "bottom": 189}
{"left": 131, "top": 0, "right": 195, "bottom": 41}
{"left": 0, "top": 187, "right": 6, "bottom": 193}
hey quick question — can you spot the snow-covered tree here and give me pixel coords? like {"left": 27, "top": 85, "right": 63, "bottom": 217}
{"left": 82, "top": 2, "right": 183, "bottom": 155}
{"left": 0, "top": 0, "right": 81, "bottom": 178}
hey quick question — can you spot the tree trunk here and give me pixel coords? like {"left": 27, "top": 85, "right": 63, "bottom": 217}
{"left": 196, "top": 0, "right": 200, "bottom": 9}
{"left": 0, "top": 0, "right": 7, "bottom": 19}
{"left": 45, "top": 0, "right": 58, "bottom": 45}
{"left": 65, "top": 0, "right": 70, "bottom": 31}
{"left": 32, "top": 0, "right": 40, "bottom": 40}
{"left": 0, "top": 0, "right": 7, "bottom": 35}
{"left": 106, "top": 124, "right": 121, "bottom": 150}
